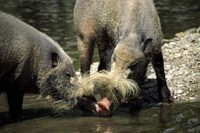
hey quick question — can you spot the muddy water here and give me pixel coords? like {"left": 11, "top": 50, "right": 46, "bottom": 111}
{"left": 0, "top": 0, "right": 200, "bottom": 132}
{"left": 1, "top": 94, "right": 200, "bottom": 132}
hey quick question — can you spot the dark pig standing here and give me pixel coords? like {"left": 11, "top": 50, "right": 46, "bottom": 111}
{"left": 74, "top": 0, "right": 173, "bottom": 111}
{"left": 0, "top": 12, "right": 101, "bottom": 122}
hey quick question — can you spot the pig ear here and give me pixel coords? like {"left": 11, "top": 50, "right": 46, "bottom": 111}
{"left": 51, "top": 52, "right": 59, "bottom": 68}
{"left": 141, "top": 38, "right": 153, "bottom": 56}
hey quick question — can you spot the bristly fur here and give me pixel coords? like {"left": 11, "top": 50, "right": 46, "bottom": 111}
{"left": 75, "top": 70, "right": 140, "bottom": 109}
{"left": 52, "top": 70, "right": 139, "bottom": 113}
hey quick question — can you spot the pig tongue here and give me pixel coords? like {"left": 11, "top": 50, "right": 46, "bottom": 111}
{"left": 96, "top": 97, "right": 111, "bottom": 117}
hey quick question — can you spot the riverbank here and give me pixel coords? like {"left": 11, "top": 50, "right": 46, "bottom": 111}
{"left": 144, "top": 27, "right": 200, "bottom": 105}
{"left": 160, "top": 27, "right": 200, "bottom": 103}
{"left": 77, "top": 27, "right": 200, "bottom": 106}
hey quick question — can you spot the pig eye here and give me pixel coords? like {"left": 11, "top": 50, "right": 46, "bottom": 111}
{"left": 129, "top": 61, "right": 138, "bottom": 68}
{"left": 65, "top": 72, "right": 71, "bottom": 78}
{"left": 138, "top": 59, "right": 146, "bottom": 64}
{"left": 51, "top": 53, "right": 59, "bottom": 68}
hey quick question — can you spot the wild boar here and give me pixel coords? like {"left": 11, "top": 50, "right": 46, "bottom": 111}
{"left": 73, "top": 0, "right": 173, "bottom": 112}
{"left": 0, "top": 11, "right": 101, "bottom": 121}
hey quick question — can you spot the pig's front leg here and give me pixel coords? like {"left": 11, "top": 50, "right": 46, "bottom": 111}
{"left": 6, "top": 85, "right": 24, "bottom": 122}
{"left": 152, "top": 51, "right": 173, "bottom": 103}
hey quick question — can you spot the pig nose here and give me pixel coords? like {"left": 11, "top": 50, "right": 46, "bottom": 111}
{"left": 96, "top": 97, "right": 112, "bottom": 117}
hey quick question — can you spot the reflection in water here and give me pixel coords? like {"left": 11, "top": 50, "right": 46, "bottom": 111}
{"left": 0, "top": 0, "right": 200, "bottom": 132}
{"left": 17, "top": 0, "right": 76, "bottom": 48}
{"left": 0, "top": 95, "right": 200, "bottom": 133}
{"left": 159, "top": 105, "right": 172, "bottom": 132}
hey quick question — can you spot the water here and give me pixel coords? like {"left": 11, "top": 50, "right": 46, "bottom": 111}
{"left": 1, "top": 94, "right": 200, "bottom": 132}
{"left": 0, "top": 0, "right": 200, "bottom": 132}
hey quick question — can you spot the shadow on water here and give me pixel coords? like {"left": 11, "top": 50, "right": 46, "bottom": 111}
{"left": 0, "top": 108, "right": 52, "bottom": 127}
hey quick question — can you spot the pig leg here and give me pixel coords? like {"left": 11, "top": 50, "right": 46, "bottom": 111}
{"left": 98, "top": 47, "right": 114, "bottom": 71}
{"left": 152, "top": 51, "right": 173, "bottom": 103}
{"left": 97, "top": 36, "right": 115, "bottom": 71}
{"left": 6, "top": 85, "right": 24, "bottom": 122}
{"left": 77, "top": 36, "right": 95, "bottom": 74}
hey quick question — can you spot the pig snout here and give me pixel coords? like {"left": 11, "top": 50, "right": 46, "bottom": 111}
{"left": 95, "top": 97, "right": 112, "bottom": 117}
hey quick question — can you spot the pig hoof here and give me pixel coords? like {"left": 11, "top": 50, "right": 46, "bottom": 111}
{"left": 163, "top": 96, "right": 174, "bottom": 103}
{"left": 157, "top": 96, "right": 174, "bottom": 106}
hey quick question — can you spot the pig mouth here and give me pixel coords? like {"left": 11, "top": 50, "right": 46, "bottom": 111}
{"left": 95, "top": 97, "right": 112, "bottom": 117}
{"left": 75, "top": 95, "right": 112, "bottom": 117}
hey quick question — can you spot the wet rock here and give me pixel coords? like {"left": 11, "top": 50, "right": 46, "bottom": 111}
{"left": 175, "top": 113, "right": 185, "bottom": 122}
{"left": 187, "top": 118, "right": 200, "bottom": 126}
{"left": 197, "top": 27, "right": 200, "bottom": 33}
{"left": 188, "top": 126, "right": 200, "bottom": 133}
{"left": 177, "top": 89, "right": 183, "bottom": 94}
{"left": 185, "top": 28, "right": 197, "bottom": 34}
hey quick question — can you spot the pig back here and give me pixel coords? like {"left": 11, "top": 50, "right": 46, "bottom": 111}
{"left": 74, "top": 0, "right": 162, "bottom": 45}
{"left": 73, "top": 0, "right": 134, "bottom": 40}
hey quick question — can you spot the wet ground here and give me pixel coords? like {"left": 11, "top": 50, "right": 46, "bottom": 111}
{"left": 0, "top": 0, "right": 200, "bottom": 132}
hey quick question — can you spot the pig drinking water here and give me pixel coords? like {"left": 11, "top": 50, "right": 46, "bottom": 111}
{"left": 74, "top": 0, "right": 173, "bottom": 112}
{"left": 0, "top": 11, "right": 104, "bottom": 121}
